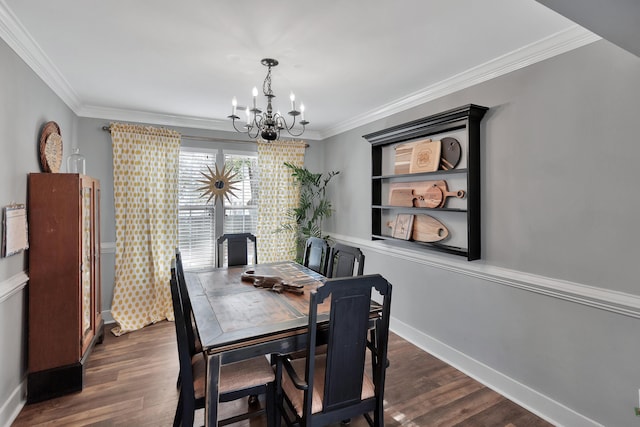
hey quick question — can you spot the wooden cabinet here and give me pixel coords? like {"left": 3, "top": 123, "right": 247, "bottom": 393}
{"left": 27, "top": 173, "right": 104, "bottom": 402}
{"left": 364, "top": 104, "right": 488, "bottom": 260}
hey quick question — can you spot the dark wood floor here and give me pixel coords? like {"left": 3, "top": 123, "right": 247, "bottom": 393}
{"left": 13, "top": 321, "right": 553, "bottom": 427}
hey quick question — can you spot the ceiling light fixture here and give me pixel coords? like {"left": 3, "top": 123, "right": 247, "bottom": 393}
{"left": 228, "top": 58, "right": 308, "bottom": 141}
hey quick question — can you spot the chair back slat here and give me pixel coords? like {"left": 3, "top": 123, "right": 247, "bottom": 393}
{"left": 175, "top": 248, "right": 197, "bottom": 355}
{"left": 169, "top": 263, "right": 197, "bottom": 425}
{"left": 302, "top": 237, "right": 329, "bottom": 275}
{"left": 217, "top": 233, "right": 257, "bottom": 267}
{"left": 326, "top": 243, "right": 365, "bottom": 278}
{"left": 309, "top": 275, "right": 392, "bottom": 414}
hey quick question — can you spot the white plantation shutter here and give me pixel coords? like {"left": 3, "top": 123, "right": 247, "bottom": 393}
{"left": 223, "top": 153, "right": 259, "bottom": 234}
{"left": 223, "top": 153, "right": 259, "bottom": 264}
{"left": 178, "top": 149, "right": 217, "bottom": 269}
{"left": 178, "top": 149, "right": 260, "bottom": 268}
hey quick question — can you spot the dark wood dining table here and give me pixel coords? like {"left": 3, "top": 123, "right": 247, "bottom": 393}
{"left": 183, "top": 261, "right": 332, "bottom": 427}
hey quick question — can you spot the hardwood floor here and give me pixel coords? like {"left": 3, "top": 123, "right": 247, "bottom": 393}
{"left": 13, "top": 321, "right": 553, "bottom": 427}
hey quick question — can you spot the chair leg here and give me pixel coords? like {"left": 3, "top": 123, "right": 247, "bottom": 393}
{"left": 274, "top": 358, "right": 283, "bottom": 427}
{"left": 374, "top": 400, "right": 383, "bottom": 427}
{"left": 173, "top": 392, "right": 183, "bottom": 427}
{"left": 182, "top": 393, "right": 195, "bottom": 427}
{"left": 266, "top": 383, "right": 276, "bottom": 427}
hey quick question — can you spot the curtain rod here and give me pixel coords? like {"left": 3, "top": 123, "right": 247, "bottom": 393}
{"left": 101, "top": 125, "right": 309, "bottom": 146}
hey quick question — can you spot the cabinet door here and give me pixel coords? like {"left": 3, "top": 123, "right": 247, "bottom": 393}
{"left": 93, "top": 180, "right": 102, "bottom": 336}
{"left": 80, "top": 178, "right": 95, "bottom": 355}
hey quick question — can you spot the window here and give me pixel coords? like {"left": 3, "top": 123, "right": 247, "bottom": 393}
{"left": 223, "top": 153, "right": 259, "bottom": 234}
{"left": 178, "top": 148, "right": 259, "bottom": 269}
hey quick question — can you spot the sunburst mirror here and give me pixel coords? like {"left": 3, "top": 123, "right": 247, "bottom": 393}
{"left": 197, "top": 163, "right": 240, "bottom": 204}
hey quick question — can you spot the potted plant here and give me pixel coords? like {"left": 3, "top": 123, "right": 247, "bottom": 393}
{"left": 278, "top": 162, "right": 339, "bottom": 262}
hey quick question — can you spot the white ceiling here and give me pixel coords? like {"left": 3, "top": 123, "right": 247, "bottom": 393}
{"left": 0, "top": 0, "right": 598, "bottom": 139}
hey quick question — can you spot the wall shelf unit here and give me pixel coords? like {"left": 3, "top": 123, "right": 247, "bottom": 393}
{"left": 363, "top": 104, "right": 488, "bottom": 260}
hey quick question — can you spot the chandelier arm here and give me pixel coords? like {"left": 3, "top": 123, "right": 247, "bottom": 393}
{"left": 284, "top": 124, "right": 306, "bottom": 137}
{"left": 228, "top": 58, "right": 308, "bottom": 141}
{"left": 230, "top": 117, "right": 248, "bottom": 134}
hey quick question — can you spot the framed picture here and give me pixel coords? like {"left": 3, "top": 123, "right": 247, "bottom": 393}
{"left": 2, "top": 204, "right": 29, "bottom": 257}
{"left": 392, "top": 214, "right": 414, "bottom": 240}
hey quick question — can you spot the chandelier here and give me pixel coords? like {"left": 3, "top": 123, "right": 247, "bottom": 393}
{"left": 228, "top": 58, "right": 308, "bottom": 141}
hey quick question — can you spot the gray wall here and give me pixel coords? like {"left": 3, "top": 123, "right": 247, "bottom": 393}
{"left": 0, "top": 37, "right": 77, "bottom": 426}
{"left": 322, "top": 39, "right": 640, "bottom": 426}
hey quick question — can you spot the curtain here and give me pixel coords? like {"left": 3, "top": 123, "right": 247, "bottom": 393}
{"left": 110, "top": 123, "right": 181, "bottom": 335}
{"left": 257, "top": 140, "right": 306, "bottom": 263}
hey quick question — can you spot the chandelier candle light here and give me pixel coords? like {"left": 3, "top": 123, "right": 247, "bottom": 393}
{"left": 228, "top": 58, "right": 308, "bottom": 141}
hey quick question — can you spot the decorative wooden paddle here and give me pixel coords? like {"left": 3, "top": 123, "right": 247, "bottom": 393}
{"left": 415, "top": 184, "right": 465, "bottom": 208}
{"left": 241, "top": 270, "right": 304, "bottom": 295}
{"left": 440, "top": 137, "right": 461, "bottom": 170}
{"left": 386, "top": 214, "right": 449, "bottom": 243}
{"left": 412, "top": 215, "right": 449, "bottom": 242}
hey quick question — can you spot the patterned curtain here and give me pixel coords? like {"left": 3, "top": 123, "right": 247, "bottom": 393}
{"left": 257, "top": 140, "right": 306, "bottom": 263}
{"left": 110, "top": 123, "right": 181, "bottom": 335}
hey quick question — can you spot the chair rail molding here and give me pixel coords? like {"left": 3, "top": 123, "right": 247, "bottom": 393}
{"left": 0, "top": 270, "right": 29, "bottom": 304}
{"left": 330, "top": 233, "right": 640, "bottom": 319}
{"left": 101, "top": 241, "right": 116, "bottom": 254}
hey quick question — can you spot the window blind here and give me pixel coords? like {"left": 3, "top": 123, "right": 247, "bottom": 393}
{"left": 223, "top": 153, "right": 259, "bottom": 235}
{"left": 178, "top": 150, "right": 217, "bottom": 269}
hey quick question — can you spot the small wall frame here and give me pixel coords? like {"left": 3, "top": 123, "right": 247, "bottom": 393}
{"left": 2, "top": 204, "right": 29, "bottom": 257}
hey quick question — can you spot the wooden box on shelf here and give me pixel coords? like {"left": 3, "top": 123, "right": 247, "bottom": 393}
{"left": 364, "top": 104, "right": 488, "bottom": 260}
{"left": 27, "top": 173, "right": 104, "bottom": 402}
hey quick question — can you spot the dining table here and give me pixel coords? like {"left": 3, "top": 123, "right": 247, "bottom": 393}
{"left": 184, "top": 261, "right": 343, "bottom": 426}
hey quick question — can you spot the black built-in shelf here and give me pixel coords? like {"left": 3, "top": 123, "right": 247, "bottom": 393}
{"left": 364, "top": 104, "right": 488, "bottom": 260}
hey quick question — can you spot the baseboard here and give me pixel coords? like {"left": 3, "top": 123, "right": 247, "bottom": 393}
{"left": 390, "top": 318, "right": 602, "bottom": 427}
{"left": 102, "top": 310, "right": 115, "bottom": 324}
{"left": 0, "top": 379, "right": 26, "bottom": 427}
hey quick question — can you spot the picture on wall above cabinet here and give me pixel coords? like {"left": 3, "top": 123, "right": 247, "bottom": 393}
{"left": 365, "top": 104, "right": 488, "bottom": 260}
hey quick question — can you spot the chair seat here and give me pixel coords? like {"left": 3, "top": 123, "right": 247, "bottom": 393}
{"left": 281, "top": 354, "right": 375, "bottom": 417}
{"left": 192, "top": 354, "right": 275, "bottom": 399}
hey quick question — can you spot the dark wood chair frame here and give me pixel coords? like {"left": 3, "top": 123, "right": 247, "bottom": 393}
{"left": 325, "top": 243, "right": 365, "bottom": 278}
{"left": 170, "top": 260, "right": 275, "bottom": 426}
{"left": 274, "top": 274, "right": 392, "bottom": 427}
{"left": 302, "top": 237, "right": 330, "bottom": 276}
{"left": 217, "top": 233, "right": 258, "bottom": 268}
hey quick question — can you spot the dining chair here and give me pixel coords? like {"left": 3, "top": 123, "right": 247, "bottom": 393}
{"left": 217, "top": 233, "right": 258, "bottom": 267}
{"left": 302, "top": 237, "right": 330, "bottom": 276}
{"left": 175, "top": 248, "right": 199, "bottom": 356}
{"left": 325, "top": 243, "right": 365, "bottom": 278}
{"left": 274, "top": 274, "right": 392, "bottom": 427}
{"left": 170, "top": 262, "right": 276, "bottom": 426}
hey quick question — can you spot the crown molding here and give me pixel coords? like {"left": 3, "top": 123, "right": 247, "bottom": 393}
{"left": 0, "top": 3, "right": 599, "bottom": 141}
{"left": 319, "top": 25, "right": 601, "bottom": 139}
{"left": 78, "top": 104, "right": 229, "bottom": 130}
{"left": 80, "top": 104, "right": 324, "bottom": 140}
{"left": 0, "top": 1, "right": 82, "bottom": 111}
